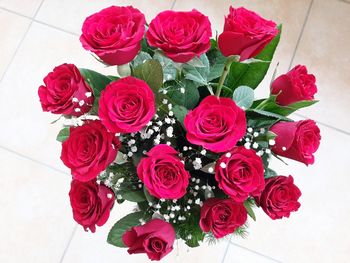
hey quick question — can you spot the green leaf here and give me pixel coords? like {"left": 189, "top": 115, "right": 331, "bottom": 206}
{"left": 232, "top": 86, "right": 254, "bottom": 109}
{"left": 166, "top": 80, "right": 200, "bottom": 109}
{"left": 153, "top": 52, "right": 177, "bottom": 81}
{"left": 244, "top": 199, "right": 256, "bottom": 221}
{"left": 172, "top": 105, "right": 188, "bottom": 127}
{"left": 56, "top": 127, "right": 70, "bottom": 142}
{"left": 132, "top": 51, "right": 152, "bottom": 67}
{"left": 248, "top": 109, "right": 291, "bottom": 121}
{"left": 143, "top": 186, "right": 156, "bottom": 203}
{"left": 208, "top": 50, "right": 226, "bottom": 81}
{"left": 120, "top": 190, "right": 146, "bottom": 202}
{"left": 183, "top": 54, "right": 210, "bottom": 87}
{"left": 226, "top": 24, "right": 282, "bottom": 91}
{"left": 107, "top": 211, "right": 144, "bottom": 247}
{"left": 264, "top": 167, "right": 277, "bottom": 179}
{"left": 133, "top": 59, "right": 163, "bottom": 92}
{"left": 79, "top": 68, "right": 114, "bottom": 113}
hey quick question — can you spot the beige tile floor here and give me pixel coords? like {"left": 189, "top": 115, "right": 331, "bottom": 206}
{"left": 0, "top": 0, "right": 349, "bottom": 262}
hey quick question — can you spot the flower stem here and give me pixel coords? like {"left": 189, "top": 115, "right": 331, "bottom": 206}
{"left": 215, "top": 60, "right": 233, "bottom": 97}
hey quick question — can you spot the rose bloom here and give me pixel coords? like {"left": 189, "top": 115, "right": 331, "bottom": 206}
{"left": 61, "top": 120, "right": 120, "bottom": 182}
{"left": 80, "top": 6, "right": 145, "bottom": 65}
{"left": 184, "top": 95, "right": 246, "bottom": 153}
{"left": 218, "top": 7, "right": 278, "bottom": 61}
{"left": 38, "top": 63, "right": 93, "bottom": 116}
{"left": 137, "top": 145, "right": 190, "bottom": 199}
{"left": 98, "top": 76, "right": 155, "bottom": 133}
{"left": 146, "top": 9, "right": 212, "bottom": 63}
{"left": 122, "top": 218, "right": 175, "bottom": 261}
{"left": 69, "top": 180, "right": 115, "bottom": 232}
{"left": 215, "top": 146, "right": 265, "bottom": 202}
{"left": 270, "top": 120, "right": 321, "bottom": 165}
{"left": 271, "top": 65, "right": 317, "bottom": 106}
{"left": 199, "top": 198, "right": 247, "bottom": 238}
{"left": 256, "top": 175, "right": 301, "bottom": 220}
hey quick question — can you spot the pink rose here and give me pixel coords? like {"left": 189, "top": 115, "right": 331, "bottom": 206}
{"left": 271, "top": 65, "right": 317, "bottom": 106}
{"left": 215, "top": 146, "right": 265, "bottom": 202}
{"left": 199, "top": 198, "right": 247, "bottom": 238}
{"left": 270, "top": 120, "right": 321, "bottom": 165}
{"left": 256, "top": 175, "right": 301, "bottom": 220}
{"left": 80, "top": 6, "right": 146, "bottom": 65}
{"left": 38, "top": 63, "right": 93, "bottom": 116}
{"left": 184, "top": 95, "right": 246, "bottom": 153}
{"left": 137, "top": 145, "right": 190, "bottom": 199}
{"left": 61, "top": 120, "right": 120, "bottom": 182}
{"left": 146, "top": 10, "right": 212, "bottom": 63}
{"left": 69, "top": 179, "right": 115, "bottom": 232}
{"left": 218, "top": 7, "right": 278, "bottom": 61}
{"left": 98, "top": 76, "right": 156, "bottom": 133}
{"left": 122, "top": 219, "right": 175, "bottom": 261}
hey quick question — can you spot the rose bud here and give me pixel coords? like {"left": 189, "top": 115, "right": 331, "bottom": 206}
{"left": 80, "top": 6, "right": 146, "bottom": 65}
{"left": 200, "top": 198, "right": 247, "bottom": 238}
{"left": 122, "top": 219, "right": 175, "bottom": 261}
{"left": 184, "top": 95, "right": 246, "bottom": 153}
{"left": 137, "top": 145, "right": 190, "bottom": 199}
{"left": 38, "top": 63, "right": 93, "bottom": 116}
{"left": 271, "top": 65, "right": 317, "bottom": 106}
{"left": 61, "top": 120, "right": 120, "bottom": 182}
{"left": 256, "top": 175, "right": 301, "bottom": 220}
{"left": 98, "top": 76, "right": 156, "bottom": 133}
{"left": 146, "top": 9, "right": 212, "bottom": 63}
{"left": 218, "top": 7, "right": 278, "bottom": 61}
{"left": 215, "top": 146, "right": 265, "bottom": 202}
{"left": 270, "top": 120, "right": 321, "bottom": 165}
{"left": 69, "top": 180, "right": 115, "bottom": 232}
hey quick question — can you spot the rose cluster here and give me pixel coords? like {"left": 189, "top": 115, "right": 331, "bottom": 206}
{"left": 38, "top": 4, "right": 321, "bottom": 261}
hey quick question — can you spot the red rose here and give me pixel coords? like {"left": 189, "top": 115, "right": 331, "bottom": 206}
{"left": 256, "top": 175, "right": 301, "bottom": 220}
{"left": 271, "top": 65, "right": 317, "bottom": 106}
{"left": 215, "top": 146, "right": 265, "bottom": 202}
{"left": 199, "top": 198, "right": 247, "bottom": 238}
{"left": 80, "top": 6, "right": 145, "bottom": 65}
{"left": 137, "top": 145, "right": 190, "bottom": 199}
{"left": 146, "top": 10, "right": 212, "bottom": 63}
{"left": 122, "top": 219, "right": 175, "bottom": 261}
{"left": 99, "top": 76, "right": 155, "bottom": 133}
{"left": 270, "top": 120, "right": 321, "bottom": 165}
{"left": 184, "top": 95, "right": 246, "bottom": 153}
{"left": 218, "top": 7, "right": 278, "bottom": 61}
{"left": 61, "top": 120, "right": 120, "bottom": 181}
{"left": 69, "top": 180, "right": 115, "bottom": 232}
{"left": 38, "top": 63, "right": 93, "bottom": 116}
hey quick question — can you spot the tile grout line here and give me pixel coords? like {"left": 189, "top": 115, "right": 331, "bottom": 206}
{"left": 58, "top": 224, "right": 78, "bottom": 263}
{"left": 220, "top": 237, "right": 232, "bottom": 263}
{"left": 171, "top": 0, "right": 177, "bottom": 9}
{"left": 230, "top": 242, "right": 283, "bottom": 263}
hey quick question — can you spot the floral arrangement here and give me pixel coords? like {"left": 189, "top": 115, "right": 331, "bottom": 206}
{"left": 38, "top": 5, "right": 321, "bottom": 261}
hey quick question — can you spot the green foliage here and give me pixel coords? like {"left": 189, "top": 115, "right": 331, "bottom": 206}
{"left": 172, "top": 105, "right": 188, "bottom": 127}
{"left": 244, "top": 199, "right": 257, "bottom": 221}
{"left": 264, "top": 167, "right": 278, "bottom": 179}
{"left": 120, "top": 190, "right": 146, "bottom": 202}
{"left": 247, "top": 108, "right": 292, "bottom": 121}
{"left": 107, "top": 211, "right": 145, "bottom": 248}
{"left": 183, "top": 54, "right": 210, "bottom": 87}
{"left": 166, "top": 80, "right": 200, "bottom": 109}
{"left": 133, "top": 59, "right": 163, "bottom": 93}
{"left": 207, "top": 50, "right": 226, "bottom": 82}
{"left": 56, "top": 127, "right": 69, "bottom": 142}
{"left": 143, "top": 186, "right": 156, "bottom": 203}
{"left": 153, "top": 52, "right": 177, "bottom": 81}
{"left": 225, "top": 24, "right": 282, "bottom": 91}
{"left": 232, "top": 86, "right": 254, "bottom": 109}
{"left": 132, "top": 51, "right": 152, "bottom": 67}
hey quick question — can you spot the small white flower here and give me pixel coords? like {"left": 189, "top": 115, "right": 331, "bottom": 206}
{"left": 269, "top": 139, "right": 276, "bottom": 146}
{"left": 74, "top": 108, "right": 81, "bottom": 112}
{"left": 72, "top": 97, "right": 78, "bottom": 102}
{"left": 247, "top": 127, "right": 253, "bottom": 133}
{"left": 180, "top": 88, "right": 185, "bottom": 94}
{"left": 282, "top": 146, "right": 287, "bottom": 151}
{"left": 252, "top": 142, "right": 259, "bottom": 149}
{"left": 208, "top": 167, "right": 214, "bottom": 173}
{"left": 220, "top": 162, "right": 227, "bottom": 169}
{"left": 79, "top": 100, "right": 85, "bottom": 106}
{"left": 85, "top": 92, "right": 92, "bottom": 98}
{"left": 225, "top": 152, "right": 231, "bottom": 158}
{"left": 107, "top": 193, "right": 113, "bottom": 199}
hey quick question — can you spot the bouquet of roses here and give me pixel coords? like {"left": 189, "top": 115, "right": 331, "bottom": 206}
{"left": 38, "top": 5, "right": 321, "bottom": 261}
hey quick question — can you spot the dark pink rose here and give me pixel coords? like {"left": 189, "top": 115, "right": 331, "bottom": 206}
{"left": 61, "top": 120, "right": 120, "bottom": 182}
{"left": 98, "top": 76, "right": 156, "bottom": 133}
{"left": 199, "top": 198, "right": 247, "bottom": 238}
{"left": 80, "top": 6, "right": 146, "bottom": 65}
{"left": 69, "top": 179, "right": 115, "bottom": 232}
{"left": 218, "top": 7, "right": 278, "bottom": 61}
{"left": 215, "top": 146, "right": 265, "bottom": 202}
{"left": 184, "top": 95, "right": 246, "bottom": 153}
{"left": 146, "top": 9, "right": 212, "bottom": 63}
{"left": 270, "top": 120, "right": 321, "bottom": 165}
{"left": 122, "top": 219, "right": 175, "bottom": 261}
{"left": 137, "top": 144, "right": 190, "bottom": 199}
{"left": 256, "top": 175, "right": 301, "bottom": 220}
{"left": 271, "top": 65, "right": 317, "bottom": 106}
{"left": 38, "top": 63, "right": 93, "bottom": 116}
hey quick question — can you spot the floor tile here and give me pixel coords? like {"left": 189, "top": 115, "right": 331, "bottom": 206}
{"left": 224, "top": 243, "right": 280, "bottom": 263}
{"left": 234, "top": 123, "right": 350, "bottom": 263}
{"left": 0, "top": 0, "right": 42, "bottom": 17}
{"left": 290, "top": 0, "right": 350, "bottom": 131}
{"left": 0, "top": 9, "right": 30, "bottom": 79}
{"left": 0, "top": 149, "right": 75, "bottom": 263}
{"left": 36, "top": 0, "right": 174, "bottom": 35}
{"left": 63, "top": 201, "right": 228, "bottom": 263}
{"left": 0, "top": 22, "right": 115, "bottom": 171}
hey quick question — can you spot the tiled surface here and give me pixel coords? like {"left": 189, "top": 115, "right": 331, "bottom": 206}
{"left": 1, "top": 0, "right": 350, "bottom": 262}
{"left": 0, "top": 149, "right": 75, "bottom": 263}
